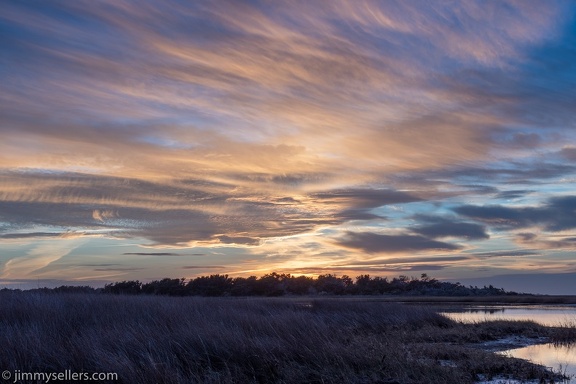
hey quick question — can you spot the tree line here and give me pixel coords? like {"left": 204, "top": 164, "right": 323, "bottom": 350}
{"left": 1, "top": 273, "right": 518, "bottom": 296}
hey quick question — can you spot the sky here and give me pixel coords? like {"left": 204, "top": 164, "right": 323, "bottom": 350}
{"left": 1, "top": 1, "right": 576, "bottom": 294}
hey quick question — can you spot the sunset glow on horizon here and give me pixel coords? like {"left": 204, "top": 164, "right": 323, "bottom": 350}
{"left": 2, "top": 1, "right": 576, "bottom": 293}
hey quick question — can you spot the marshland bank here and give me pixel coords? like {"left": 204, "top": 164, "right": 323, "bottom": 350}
{"left": 1, "top": 293, "right": 575, "bottom": 384}
{"left": 362, "top": 295, "right": 576, "bottom": 304}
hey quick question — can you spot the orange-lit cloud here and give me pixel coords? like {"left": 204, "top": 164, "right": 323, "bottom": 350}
{"left": 1, "top": 1, "right": 576, "bottom": 290}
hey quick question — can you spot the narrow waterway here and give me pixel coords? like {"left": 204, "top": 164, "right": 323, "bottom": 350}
{"left": 439, "top": 304, "right": 576, "bottom": 326}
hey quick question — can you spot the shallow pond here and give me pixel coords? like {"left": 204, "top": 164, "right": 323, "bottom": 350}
{"left": 498, "top": 343, "right": 576, "bottom": 383}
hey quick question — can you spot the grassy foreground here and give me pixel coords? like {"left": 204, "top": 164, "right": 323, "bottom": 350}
{"left": 1, "top": 293, "right": 574, "bottom": 384}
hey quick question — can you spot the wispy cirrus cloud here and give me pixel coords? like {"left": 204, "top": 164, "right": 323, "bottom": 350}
{"left": 1, "top": 240, "right": 82, "bottom": 279}
{"left": 1, "top": 1, "right": 569, "bottom": 182}
{"left": 1, "top": 1, "right": 576, "bottom": 288}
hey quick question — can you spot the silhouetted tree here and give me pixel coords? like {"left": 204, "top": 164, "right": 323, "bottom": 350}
{"left": 187, "top": 274, "right": 233, "bottom": 296}
{"left": 52, "top": 285, "right": 97, "bottom": 294}
{"left": 230, "top": 276, "right": 258, "bottom": 296}
{"left": 255, "top": 273, "right": 287, "bottom": 296}
{"left": 354, "top": 274, "right": 373, "bottom": 295}
{"left": 2, "top": 272, "right": 519, "bottom": 297}
{"left": 142, "top": 278, "right": 187, "bottom": 296}
{"left": 316, "top": 274, "right": 348, "bottom": 295}
{"left": 103, "top": 280, "right": 142, "bottom": 295}
{"left": 286, "top": 275, "right": 314, "bottom": 295}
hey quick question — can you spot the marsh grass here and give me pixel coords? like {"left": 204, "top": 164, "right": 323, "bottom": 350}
{"left": 0, "top": 293, "right": 573, "bottom": 383}
{"left": 550, "top": 319, "right": 576, "bottom": 345}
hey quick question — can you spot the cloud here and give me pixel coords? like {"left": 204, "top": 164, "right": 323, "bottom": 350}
{"left": 401, "top": 163, "right": 576, "bottom": 188}
{"left": 336, "top": 231, "right": 462, "bottom": 254}
{"left": 0, "top": 171, "right": 335, "bottom": 246}
{"left": 468, "top": 250, "right": 539, "bottom": 258}
{"left": 412, "top": 222, "right": 488, "bottom": 240}
{"left": 0, "top": 173, "right": 427, "bottom": 247}
{"left": 215, "top": 235, "right": 261, "bottom": 246}
{"left": 333, "top": 255, "right": 471, "bottom": 266}
{"left": 92, "top": 209, "right": 118, "bottom": 222}
{"left": 1, "top": 1, "right": 575, "bottom": 283}
{"left": 1, "top": 240, "right": 81, "bottom": 279}
{"left": 515, "top": 232, "right": 576, "bottom": 250}
{"left": 93, "top": 267, "right": 144, "bottom": 272}
{"left": 312, "top": 189, "right": 422, "bottom": 209}
{"left": 0, "top": 231, "right": 104, "bottom": 243}
{"left": 559, "top": 147, "right": 576, "bottom": 160}
{"left": 1, "top": 1, "right": 568, "bottom": 185}
{"left": 0, "top": 200, "right": 105, "bottom": 229}
{"left": 122, "top": 252, "right": 182, "bottom": 256}
{"left": 310, "top": 188, "right": 419, "bottom": 222}
{"left": 293, "top": 265, "right": 446, "bottom": 274}
{"left": 454, "top": 205, "right": 536, "bottom": 227}
{"left": 78, "top": 264, "right": 121, "bottom": 267}
{"left": 496, "top": 190, "right": 533, "bottom": 200}
{"left": 454, "top": 195, "right": 576, "bottom": 231}
{"left": 0, "top": 232, "right": 63, "bottom": 239}
{"left": 0, "top": 2, "right": 571, "bottom": 194}
{"left": 335, "top": 210, "right": 384, "bottom": 221}
{"left": 411, "top": 215, "right": 489, "bottom": 240}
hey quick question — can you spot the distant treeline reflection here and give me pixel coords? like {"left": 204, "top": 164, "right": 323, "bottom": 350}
{"left": 3, "top": 273, "right": 520, "bottom": 297}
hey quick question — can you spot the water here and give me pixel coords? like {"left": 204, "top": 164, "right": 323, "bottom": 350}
{"left": 439, "top": 304, "right": 576, "bottom": 327}
{"left": 436, "top": 304, "right": 576, "bottom": 383}
{"left": 498, "top": 343, "right": 576, "bottom": 383}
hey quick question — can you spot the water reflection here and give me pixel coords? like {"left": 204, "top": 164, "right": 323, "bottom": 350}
{"left": 498, "top": 343, "right": 576, "bottom": 383}
{"left": 439, "top": 305, "right": 576, "bottom": 327}
{"left": 434, "top": 304, "right": 576, "bottom": 383}
{"left": 465, "top": 307, "right": 506, "bottom": 315}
